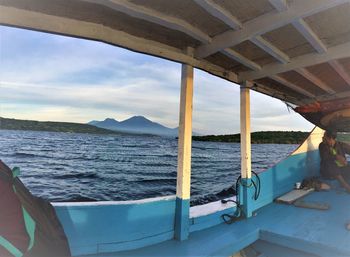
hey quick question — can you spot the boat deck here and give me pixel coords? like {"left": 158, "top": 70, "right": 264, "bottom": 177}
{"left": 83, "top": 182, "right": 350, "bottom": 257}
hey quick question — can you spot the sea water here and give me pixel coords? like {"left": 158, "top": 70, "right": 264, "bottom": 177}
{"left": 0, "top": 130, "right": 297, "bottom": 205}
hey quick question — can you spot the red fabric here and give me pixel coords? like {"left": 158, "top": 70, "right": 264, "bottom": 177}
{"left": 0, "top": 177, "right": 29, "bottom": 256}
{"left": 295, "top": 102, "right": 321, "bottom": 113}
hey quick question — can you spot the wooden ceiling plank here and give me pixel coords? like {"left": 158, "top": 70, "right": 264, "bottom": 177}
{"left": 193, "top": 0, "right": 242, "bottom": 30}
{"left": 313, "top": 90, "right": 350, "bottom": 103}
{"left": 296, "top": 68, "right": 336, "bottom": 93}
{"left": 329, "top": 60, "right": 350, "bottom": 85}
{"left": 195, "top": 0, "right": 349, "bottom": 58}
{"left": 250, "top": 36, "right": 290, "bottom": 64}
{"left": 239, "top": 41, "right": 350, "bottom": 82}
{"left": 81, "top": 0, "right": 211, "bottom": 43}
{"left": 253, "top": 81, "right": 306, "bottom": 105}
{"left": 268, "top": 0, "right": 289, "bottom": 12}
{"left": 221, "top": 49, "right": 261, "bottom": 71}
{"left": 292, "top": 18, "right": 327, "bottom": 53}
{"left": 270, "top": 75, "right": 316, "bottom": 98}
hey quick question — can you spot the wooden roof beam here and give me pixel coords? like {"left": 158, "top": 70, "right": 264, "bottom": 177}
{"left": 269, "top": 0, "right": 289, "bottom": 12}
{"left": 296, "top": 68, "right": 336, "bottom": 94}
{"left": 292, "top": 19, "right": 327, "bottom": 54}
{"left": 239, "top": 41, "right": 350, "bottom": 82}
{"left": 270, "top": 75, "right": 317, "bottom": 98}
{"left": 329, "top": 60, "right": 350, "bottom": 86}
{"left": 81, "top": 0, "right": 211, "bottom": 43}
{"left": 228, "top": 40, "right": 317, "bottom": 101}
{"left": 221, "top": 49, "right": 261, "bottom": 71}
{"left": 220, "top": 45, "right": 312, "bottom": 102}
{"left": 250, "top": 36, "right": 290, "bottom": 64}
{"left": 252, "top": 82, "right": 306, "bottom": 106}
{"left": 313, "top": 90, "right": 350, "bottom": 103}
{"left": 195, "top": 0, "right": 349, "bottom": 58}
{"left": 193, "top": 0, "right": 242, "bottom": 30}
{"left": 290, "top": 17, "right": 350, "bottom": 88}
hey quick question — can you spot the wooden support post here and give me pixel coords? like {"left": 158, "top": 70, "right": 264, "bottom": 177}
{"left": 240, "top": 82, "right": 253, "bottom": 218}
{"left": 175, "top": 64, "right": 194, "bottom": 241}
{"left": 240, "top": 83, "right": 252, "bottom": 180}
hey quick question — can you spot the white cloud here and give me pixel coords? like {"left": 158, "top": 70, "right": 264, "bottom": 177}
{"left": 0, "top": 26, "right": 314, "bottom": 135}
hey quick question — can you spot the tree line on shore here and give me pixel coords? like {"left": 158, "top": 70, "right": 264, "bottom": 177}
{"left": 193, "top": 131, "right": 310, "bottom": 144}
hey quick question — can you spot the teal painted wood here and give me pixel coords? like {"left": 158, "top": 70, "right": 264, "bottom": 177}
{"left": 54, "top": 197, "right": 176, "bottom": 256}
{"left": 106, "top": 185, "right": 350, "bottom": 257}
{"left": 249, "top": 150, "right": 320, "bottom": 214}
{"left": 251, "top": 240, "right": 319, "bottom": 257}
{"left": 241, "top": 178, "right": 254, "bottom": 218}
{"left": 260, "top": 231, "right": 348, "bottom": 257}
{"left": 189, "top": 206, "right": 237, "bottom": 232}
{"left": 108, "top": 219, "right": 260, "bottom": 257}
{"left": 254, "top": 188, "right": 350, "bottom": 257}
{"left": 97, "top": 231, "right": 174, "bottom": 253}
{"left": 174, "top": 198, "right": 190, "bottom": 241}
{"left": 189, "top": 150, "right": 320, "bottom": 234}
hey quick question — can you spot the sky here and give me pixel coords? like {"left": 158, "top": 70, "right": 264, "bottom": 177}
{"left": 0, "top": 25, "right": 314, "bottom": 135}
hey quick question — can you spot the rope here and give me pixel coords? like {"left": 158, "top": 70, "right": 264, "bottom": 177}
{"left": 221, "top": 171, "right": 261, "bottom": 224}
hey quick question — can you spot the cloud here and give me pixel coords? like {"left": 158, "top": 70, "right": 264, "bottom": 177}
{"left": 0, "top": 25, "right": 313, "bottom": 135}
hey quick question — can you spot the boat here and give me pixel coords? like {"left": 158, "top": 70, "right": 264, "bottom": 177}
{"left": 1, "top": 0, "right": 350, "bottom": 256}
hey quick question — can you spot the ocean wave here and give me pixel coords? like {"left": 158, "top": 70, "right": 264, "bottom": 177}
{"left": 53, "top": 172, "right": 100, "bottom": 180}
{"left": 139, "top": 178, "right": 176, "bottom": 184}
{"left": 2, "top": 130, "right": 294, "bottom": 206}
{"left": 135, "top": 163, "right": 175, "bottom": 167}
{"left": 13, "top": 152, "right": 53, "bottom": 159}
{"left": 58, "top": 195, "right": 98, "bottom": 202}
{"left": 14, "top": 152, "right": 38, "bottom": 158}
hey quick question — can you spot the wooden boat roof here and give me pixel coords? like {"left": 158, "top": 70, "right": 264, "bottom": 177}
{"left": 1, "top": 0, "right": 350, "bottom": 106}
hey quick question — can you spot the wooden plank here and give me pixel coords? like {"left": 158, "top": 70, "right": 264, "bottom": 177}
{"left": 250, "top": 36, "right": 290, "bottom": 64}
{"left": 239, "top": 41, "right": 350, "bottom": 82}
{"left": 304, "top": 90, "right": 350, "bottom": 104}
{"left": 296, "top": 68, "right": 336, "bottom": 93}
{"left": 269, "top": 0, "right": 289, "bottom": 12}
{"left": 250, "top": 81, "right": 306, "bottom": 106}
{"left": 221, "top": 49, "right": 261, "bottom": 71}
{"left": 270, "top": 75, "right": 316, "bottom": 98}
{"left": 175, "top": 64, "right": 194, "bottom": 241}
{"left": 195, "top": 0, "right": 349, "bottom": 58}
{"left": 292, "top": 19, "right": 327, "bottom": 54}
{"left": 240, "top": 83, "right": 252, "bottom": 179}
{"left": 82, "top": 0, "right": 211, "bottom": 43}
{"left": 276, "top": 188, "right": 314, "bottom": 204}
{"left": 176, "top": 64, "right": 194, "bottom": 201}
{"left": 193, "top": 0, "right": 242, "bottom": 30}
{"left": 329, "top": 60, "right": 350, "bottom": 86}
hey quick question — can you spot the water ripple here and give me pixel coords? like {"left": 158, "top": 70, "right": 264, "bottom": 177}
{"left": 0, "top": 130, "right": 297, "bottom": 205}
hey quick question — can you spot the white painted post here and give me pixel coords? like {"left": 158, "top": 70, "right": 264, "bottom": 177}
{"left": 240, "top": 82, "right": 253, "bottom": 218}
{"left": 175, "top": 64, "right": 194, "bottom": 241}
{"left": 240, "top": 83, "right": 252, "bottom": 180}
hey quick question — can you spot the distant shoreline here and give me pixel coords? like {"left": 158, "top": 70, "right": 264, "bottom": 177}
{"left": 0, "top": 117, "right": 119, "bottom": 135}
{"left": 5, "top": 117, "right": 349, "bottom": 145}
{"left": 193, "top": 131, "right": 309, "bottom": 144}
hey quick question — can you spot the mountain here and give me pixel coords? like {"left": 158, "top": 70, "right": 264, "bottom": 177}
{"left": 0, "top": 117, "right": 120, "bottom": 135}
{"left": 88, "top": 118, "right": 120, "bottom": 129}
{"left": 90, "top": 116, "right": 179, "bottom": 136}
{"left": 87, "top": 120, "right": 100, "bottom": 126}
